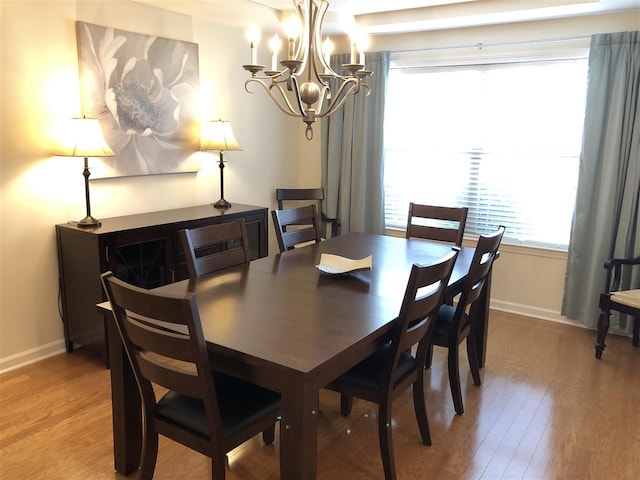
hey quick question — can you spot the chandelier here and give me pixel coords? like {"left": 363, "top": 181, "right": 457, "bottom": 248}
{"left": 242, "top": 0, "right": 372, "bottom": 140}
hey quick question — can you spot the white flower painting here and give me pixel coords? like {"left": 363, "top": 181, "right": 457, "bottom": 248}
{"left": 76, "top": 22, "right": 200, "bottom": 178}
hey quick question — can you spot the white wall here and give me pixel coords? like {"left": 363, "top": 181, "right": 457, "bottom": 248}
{"left": 0, "top": 0, "right": 301, "bottom": 371}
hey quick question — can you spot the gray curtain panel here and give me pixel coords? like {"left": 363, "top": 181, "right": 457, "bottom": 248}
{"left": 320, "top": 51, "right": 390, "bottom": 235}
{"left": 563, "top": 31, "right": 640, "bottom": 332}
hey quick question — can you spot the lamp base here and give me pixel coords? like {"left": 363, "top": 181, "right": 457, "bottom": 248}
{"left": 213, "top": 198, "right": 231, "bottom": 209}
{"left": 77, "top": 215, "right": 101, "bottom": 228}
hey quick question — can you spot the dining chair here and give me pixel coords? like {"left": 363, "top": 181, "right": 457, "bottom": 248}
{"left": 271, "top": 204, "right": 322, "bottom": 253}
{"left": 276, "top": 187, "right": 341, "bottom": 238}
{"left": 425, "top": 225, "right": 505, "bottom": 415}
{"left": 325, "top": 248, "right": 459, "bottom": 480}
{"left": 101, "top": 272, "right": 281, "bottom": 480}
{"left": 595, "top": 256, "right": 640, "bottom": 359}
{"left": 179, "top": 219, "right": 250, "bottom": 278}
{"left": 405, "top": 203, "right": 469, "bottom": 246}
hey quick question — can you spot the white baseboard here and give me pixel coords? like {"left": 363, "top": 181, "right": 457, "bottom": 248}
{"left": 491, "top": 299, "right": 637, "bottom": 339}
{"left": 490, "top": 299, "right": 590, "bottom": 329}
{"left": 0, "top": 340, "right": 67, "bottom": 375}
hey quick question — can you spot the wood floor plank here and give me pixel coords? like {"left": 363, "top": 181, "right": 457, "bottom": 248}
{"left": 0, "top": 311, "right": 638, "bottom": 479}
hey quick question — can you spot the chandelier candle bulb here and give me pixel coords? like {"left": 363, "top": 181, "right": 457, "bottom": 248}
{"left": 247, "top": 25, "right": 260, "bottom": 65}
{"left": 269, "top": 34, "right": 281, "bottom": 71}
{"left": 350, "top": 41, "right": 356, "bottom": 64}
{"left": 357, "top": 34, "right": 369, "bottom": 66}
{"left": 283, "top": 14, "right": 300, "bottom": 60}
{"left": 288, "top": 36, "right": 295, "bottom": 60}
{"left": 323, "top": 36, "right": 334, "bottom": 74}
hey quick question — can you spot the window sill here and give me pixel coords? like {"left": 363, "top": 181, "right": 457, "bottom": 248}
{"left": 385, "top": 228, "right": 568, "bottom": 260}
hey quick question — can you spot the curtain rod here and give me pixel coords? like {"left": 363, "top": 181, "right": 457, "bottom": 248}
{"left": 392, "top": 34, "right": 592, "bottom": 54}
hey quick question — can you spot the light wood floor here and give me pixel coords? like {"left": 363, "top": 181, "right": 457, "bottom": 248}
{"left": 1, "top": 311, "right": 638, "bottom": 479}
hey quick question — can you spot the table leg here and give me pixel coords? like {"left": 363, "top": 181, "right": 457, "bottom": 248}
{"left": 107, "top": 317, "right": 142, "bottom": 474}
{"left": 279, "top": 384, "right": 319, "bottom": 480}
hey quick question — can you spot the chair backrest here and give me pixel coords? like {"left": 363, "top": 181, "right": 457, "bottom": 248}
{"left": 406, "top": 203, "right": 469, "bottom": 246}
{"left": 396, "top": 249, "right": 459, "bottom": 350}
{"left": 271, "top": 204, "right": 322, "bottom": 253}
{"left": 385, "top": 249, "right": 459, "bottom": 381}
{"left": 276, "top": 187, "right": 324, "bottom": 211}
{"left": 101, "top": 272, "right": 222, "bottom": 442}
{"left": 453, "top": 225, "right": 505, "bottom": 332}
{"left": 276, "top": 187, "right": 340, "bottom": 238}
{"left": 179, "top": 219, "right": 250, "bottom": 278}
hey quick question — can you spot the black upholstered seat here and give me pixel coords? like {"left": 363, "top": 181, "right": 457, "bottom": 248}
{"left": 157, "top": 372, "right": 280, "bottom": 439}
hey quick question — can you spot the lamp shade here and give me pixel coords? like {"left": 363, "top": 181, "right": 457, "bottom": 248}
{"left": 201, "top": 120, "right": 242, "bottom": 152}
{"left": 56, "top": 117, "right": 115, "bottom": 158}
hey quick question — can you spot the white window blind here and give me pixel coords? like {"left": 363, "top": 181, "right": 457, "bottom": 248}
{"left": 384, "top": 57, "right": 588, "bottom": 249}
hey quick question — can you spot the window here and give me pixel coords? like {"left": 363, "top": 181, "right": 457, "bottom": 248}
{"left": 384, "top": 57, "right": 588, "bottom": 249}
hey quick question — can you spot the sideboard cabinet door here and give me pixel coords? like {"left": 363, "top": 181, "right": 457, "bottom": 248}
{"left": 106, "top": 231, "right": 173, "bottom": 289}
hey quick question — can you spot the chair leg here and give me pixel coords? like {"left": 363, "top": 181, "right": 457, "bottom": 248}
{"left": 139, "top": 428, "right": 159, "bottom": 480}
{"left": 425, "top": 343, "right": 434, "bottom": 368}
{"left": 211, "top": 451, "right": 226, "bottom": 480}
{"left": 466, "top": 331, "right": 481, "bottom": 386}
{"left": 595, "top": 310, "right": 610, "bottom": 359}
{"left": 633, "top": 317, "right": 639, "bottom": 348}
{"left": 378, "top": 401, "right": 397, "bottom": 480}
{"left": 448, "top": 346, "right": 464, "bottom": 415}
{"left": 412, "top": 378, "right": 432, "bottom": 446}
{"left": 340, "top": 394, "right": 354, "bottom": 416}
{"left": 262, "top": 424, "right": 276, "bottom": 444}
{"left": 444, "top": 293, "right": 454, "bottom": 306}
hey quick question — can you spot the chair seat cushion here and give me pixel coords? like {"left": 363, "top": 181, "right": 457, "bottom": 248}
{"left": 157, "top": 373, "right": 280, "bottom": 439}
{"left": 611, "top": 289, "right": 640, "bottom": 309}
{"left": 333, "top": 344, "right": 415, "bottom": 391}
{"left": 433, "top": 304, "right": 470, "bottom": 337}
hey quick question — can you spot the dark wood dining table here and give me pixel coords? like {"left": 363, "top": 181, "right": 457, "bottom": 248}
{"left": 101, "top": 232, "right": 494, "bottom": 480}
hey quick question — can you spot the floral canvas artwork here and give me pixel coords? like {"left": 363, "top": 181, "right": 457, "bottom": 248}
{"left": 76, "top": 22, "right": 200, "bottom": 178}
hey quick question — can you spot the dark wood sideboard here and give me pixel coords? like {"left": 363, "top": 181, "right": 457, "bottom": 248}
{"left": 56, "top": 204, "right": 268, "bottom": 367}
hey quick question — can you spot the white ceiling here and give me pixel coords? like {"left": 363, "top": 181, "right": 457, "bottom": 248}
{"left": 133, "top": 0, "right": 640, "bottom": 35}
{"left": 249, "top": 0, "right": 477, "bottom": 15}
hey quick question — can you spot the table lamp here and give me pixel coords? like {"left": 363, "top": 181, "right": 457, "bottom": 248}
{"left": 201, "top": 119, "right": 242, "bottom": 209}
{"left": 56, "top": 116, "right": 115, "bottom": 227}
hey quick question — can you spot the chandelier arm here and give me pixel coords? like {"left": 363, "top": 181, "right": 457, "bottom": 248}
{"left": 319, "top": 81, "right": 370, "bottom": 118}
{"left": 307, "top": 0, "right": 320, "bottom": 83}
{"left": 259, "top": 70, "right": 289, "bottom": 80}
{"left": 309, "top": 0, "right": 335, "bottom": 83}
{"left": 245, "top": 78, "right": 300, "bottom": 117}
{"left": 268, "top": 82, "right": 305, "bottom": 117}
{"left": 317, "top": 84, "right": 330, "bottom": 111}
{"left": 294, "top": 0, "right": 306, "bottom": 63}
{"left": 317, "top": 79, "right": 362, "bottom": 117}
{"left": 289, "top": 75, "right": 309, "bottom": 117}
